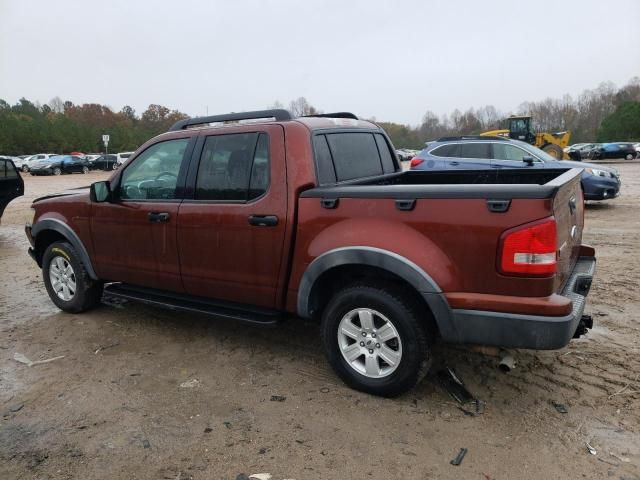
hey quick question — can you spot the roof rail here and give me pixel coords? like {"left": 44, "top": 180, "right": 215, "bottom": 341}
{"left": 168, "top": 109, "right": 292, "bottom": 131}
{"left": 436, "top": 135, "right": 509, "bottom": 142}
{"left": 302, "top": 112, "right": 359, "bottom": 120}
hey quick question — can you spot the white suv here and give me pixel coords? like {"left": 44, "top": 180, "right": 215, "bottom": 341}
{"left": 116, "top": 152, "right": 134, "bottom": 165}
{"left": 22, "top": 154, "right": 58, "bottom": 172}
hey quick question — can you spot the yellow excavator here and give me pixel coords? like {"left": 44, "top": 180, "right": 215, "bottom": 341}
{"left": 481, "top": 115, "right": 571, "bottom": 159}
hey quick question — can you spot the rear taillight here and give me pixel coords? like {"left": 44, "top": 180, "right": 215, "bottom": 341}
{"left": 410, "top": 157, "right": 424, "bottom": 168}
{"left": 500, "top": 218, "right": 557, "bottom": 276}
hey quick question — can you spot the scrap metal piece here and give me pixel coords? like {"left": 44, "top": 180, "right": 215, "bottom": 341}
{"left": 450, "top": 448, "right": 468, "bottom": 466}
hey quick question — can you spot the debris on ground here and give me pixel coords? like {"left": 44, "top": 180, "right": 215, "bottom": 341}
{"left": 13, "top": 352, "right": 65, "bottom": 367}
{"left": 270, "top": 395, "right": 286, "bottom": 402}
{"left": 450, "top": 447, "right": 468, "bottom": 466}
{"left": 437, "top": 367, "right": 484, "bottom": 415}
{"left": 204, "top": 427, "right": 213, "bottom": 433}
{"left": 142, "top": 439, "right": 151, "bottom": 449}
{"left": 609, "top": 452, "right": 630, "bottom": 463}
{"left": 552, "top": 401, "right": 568, "bottom": 414}
{"left": 249, "top": 474, "right": 272, "bottom": 480}
{"left": 179, "top": 379, "right": 201, "bottom": 388}
{"left": 9, "top": 403, "right": 24, "bottom": 412}
{"left": 94, "top": 342, "right": 120, "bottom": 354}
{"left": 586, "top": 442, "right": 597, "bottom": 455}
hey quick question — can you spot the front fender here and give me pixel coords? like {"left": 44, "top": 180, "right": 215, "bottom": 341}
{"left": 31, "top": 218, "right": 98, "bottom": 280}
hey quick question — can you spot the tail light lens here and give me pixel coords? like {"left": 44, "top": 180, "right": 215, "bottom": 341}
{"left": 500, "top": 218, "right": 557, "bottom": 276}
{"left": 410, "top": 157, "right": 424, "bottom": 168}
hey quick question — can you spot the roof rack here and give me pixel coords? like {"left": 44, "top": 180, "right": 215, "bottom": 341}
{"left": 168, "top": 109, "right": 292, "bottom": 131}
{"left": 436, "top": 135, "right": 509, "bottom": 142}
{"left": 302, "top": 112, "right": 359, "bottom": 120}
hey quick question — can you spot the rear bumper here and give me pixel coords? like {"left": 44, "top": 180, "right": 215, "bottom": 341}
{"left": 447, "top": 255, "right": 596, "bottom": 350}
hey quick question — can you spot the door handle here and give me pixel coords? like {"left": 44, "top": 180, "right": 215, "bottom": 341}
{"left": 148, "top": 212, "right": 170, "bottom": 223}
{"left": 248, "top": 214, "right": 278, "bottom": 227}
{"left": 450, "top": 161, "right": 459, "bottom": 166}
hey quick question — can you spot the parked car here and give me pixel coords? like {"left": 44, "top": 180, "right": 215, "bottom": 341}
{"left": 0, "top": 155, "right": 27, "bottom": 171}
{"left": 116, "top": 151, "right": 134, "bottom": 165}
{"left": 410, "top": 136, "right": 620, "bottom": 201}
{"left": 589, "top": 143, "right": 637, "bottom": 160}
{"left": 89, "top": 154, "right": 120, "bottom": 170}
{"left": 21, "top": 153, "right": 59, "bottom": 172}
{"left": 566, "top": 143, "right": 600, "bottom": 161}
{"left": 0, "top": 157, "right": 24, "bottom": 224}
{"left": 26, "top": 109, "right": 596, "bottom": 397}
{"left": 29, "top": 155, "right": 89, "bottom": 176}
{"left": 634, "top": 143, "right": 640, "bottom": 158}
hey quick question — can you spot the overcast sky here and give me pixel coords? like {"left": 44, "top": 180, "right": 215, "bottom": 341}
{"left": 1, "top": 0, "right": 639, "bottom": 125}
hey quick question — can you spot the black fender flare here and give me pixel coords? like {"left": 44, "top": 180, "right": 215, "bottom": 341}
{"left": 31, "top": 218, "right": 99, "bottom": 280}
{"left": 297, "top": 246, "right": 456, "bottom": 339}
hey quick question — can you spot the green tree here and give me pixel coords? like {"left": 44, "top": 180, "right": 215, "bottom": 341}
{"left": 597, "top": 102, "right": 640, "bottom": 141}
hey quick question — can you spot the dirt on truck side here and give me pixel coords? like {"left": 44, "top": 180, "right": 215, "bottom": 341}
{"left": 0, "top": 169, "right": 639, "bottom": 479}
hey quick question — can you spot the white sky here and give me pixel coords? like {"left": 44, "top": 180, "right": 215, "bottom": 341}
{"left": 1, "top": 0, "right": 639, "bottom": 125}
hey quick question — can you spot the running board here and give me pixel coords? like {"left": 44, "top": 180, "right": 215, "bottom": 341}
{"left": 103, "top": 283, "right": 282, "bottom": 326}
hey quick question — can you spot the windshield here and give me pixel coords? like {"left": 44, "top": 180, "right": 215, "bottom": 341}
{"left": 511, "top": 140, "right": 557, "bottom": 162}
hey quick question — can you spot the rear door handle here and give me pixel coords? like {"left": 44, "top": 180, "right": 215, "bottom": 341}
{"left": 449, "top": 161, "right": 460, "bottom": 166}
{"left": 248, "top": 214, "right": 278, "bottom": 227}
{"left": 148, "top": 212, "right": 170, "bottom": 223}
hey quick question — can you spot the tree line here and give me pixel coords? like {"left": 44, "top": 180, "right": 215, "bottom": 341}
{"left": 1, "top": 78, "right": 638, "bottom": 155}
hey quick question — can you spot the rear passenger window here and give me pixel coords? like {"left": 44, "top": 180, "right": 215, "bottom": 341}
{"left": 431, "top": 144, "right": 460, "bottom": 157}
{"left": 313, "top": 135, "right": 336, "bottom": 184}
{"left": 196, "top": 132, "right": 269, "bottom": 201}
{"left": 0, "top": 160, "right": 18, "bottom": 178}
{"left": 326, "top": 133, "right": 383, "bottom": 181}
{"left": 460, "top": 143, "right": 491, "bottom": 159}
{"left": 374, "top": 134, "right": 396, "bottom": 173}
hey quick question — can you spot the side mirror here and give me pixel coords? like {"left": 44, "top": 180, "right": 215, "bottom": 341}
{"left": 522, "top": 156, "right": 535, "bottom": 166}
{"left": 90, "top": 181, "right": 111, "bottom": 203}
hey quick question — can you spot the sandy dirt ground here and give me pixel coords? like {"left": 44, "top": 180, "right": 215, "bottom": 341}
{"left": 0, "top": 167, "right": 639, "bottom": 480}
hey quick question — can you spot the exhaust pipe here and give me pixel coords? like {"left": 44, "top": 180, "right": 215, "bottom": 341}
{"left": 573, "top": 315, "right": 593, "bottom": 339}
{"left": 498, "top": 351, "right": 516, "bottom": 373}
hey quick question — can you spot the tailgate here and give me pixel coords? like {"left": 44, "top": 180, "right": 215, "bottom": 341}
{"left": 552, "top": 169, "right": 584, "bottom": 291}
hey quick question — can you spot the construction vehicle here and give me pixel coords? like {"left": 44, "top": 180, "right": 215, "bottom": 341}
{"left": 481, "top": 115, "right": 570, "bottom": 159}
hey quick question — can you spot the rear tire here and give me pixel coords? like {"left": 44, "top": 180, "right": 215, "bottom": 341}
{"left": 53, "top": 167, "right": 62, "bottom": 176}
{"left": 542, "top": 143, "right": 563, "bottom": 159}
{"left": 22, "top": 165, "right": 29, "bottom": 173}
{"left": 42, "top": 241, "right": 103, "bottom": 313}
{"left": 625, "top": 153, "right": 634, "bottom": 160}
{"left": 82, "top": 166, "right": 89, "bottom": 174}
{"left": 321, "top": 284, "right": 432, "bottom": 397}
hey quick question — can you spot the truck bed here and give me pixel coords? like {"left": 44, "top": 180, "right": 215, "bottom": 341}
{"left": 302, "top": 168, "right": 580, "bottom": 200}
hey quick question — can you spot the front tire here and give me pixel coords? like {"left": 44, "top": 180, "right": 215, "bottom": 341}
{"left": 22, "top": 165, "right": 29, "bottom": 173}
{"left": 625, "top": 153, "right": 634, "bottom": 160}
{"left": 53, "top": 167, "right": 62, "bottom": 176}
{"left": 321, "top": 284, "right": 432, "bottom": 397}
{"left": 42, "top": 241, "right": 103, "bottom": 313}
{"left": 82, "top": 166, "right": 89, "bottom": 174}
{"left": 542, "top": 143, "right": 563, "bottom": 159}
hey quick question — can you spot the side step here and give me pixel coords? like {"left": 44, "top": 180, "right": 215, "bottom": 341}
{"left": 103, "top": 283, "right": 282, "bottom": 326}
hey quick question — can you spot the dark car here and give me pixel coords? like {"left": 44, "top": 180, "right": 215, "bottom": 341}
{"left": 566, "top": 143, "right": 600, "bottom": 161}
{"left": 0, "top": 158, "right": 24, "bottom": 224}
{"left": 589, "top": 143, "right": 637, "bottom": 160}
{"left": 89, "top": 154, "right": 120, "bottom": 171}
{"left": 29, "top": 155, "right": 90, "bottom": 176}
{"left": 410, "top": 136, "right": 621, "bottom": 201}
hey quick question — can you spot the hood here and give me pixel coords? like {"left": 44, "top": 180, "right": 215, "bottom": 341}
{"left": 561, "top": 160, "right": 618, "bottom": 174}
{"left": 33, "top": 186, "right": 90, "bottom": 203}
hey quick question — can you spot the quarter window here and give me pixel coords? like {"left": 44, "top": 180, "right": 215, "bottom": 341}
{"left": 195, "top": 132, "right": 269, "bottom": 201}
{"left": 431, "top": 144, "right": 460, "bottom": 157}
{"left": 326, "top": 133, "right": 383, "bottom": 182}
{"left": 120, "top": 138, "right": 189, "bottom": 200}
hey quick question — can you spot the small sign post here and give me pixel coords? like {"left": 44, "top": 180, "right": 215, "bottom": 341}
{"left": 102, "top": 135, "right": 110, "bottom": 170}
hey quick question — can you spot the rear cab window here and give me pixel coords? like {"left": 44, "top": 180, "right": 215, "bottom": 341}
{"left": 313, "top": 131, "right": 397, "bottom": 185}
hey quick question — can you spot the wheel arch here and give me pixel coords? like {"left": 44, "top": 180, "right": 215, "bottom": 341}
{"left": 32, "top": 218, "right": 98, "bottom": 280}
{"left": 297, "top": 247, "right": 456, "bottom": 339}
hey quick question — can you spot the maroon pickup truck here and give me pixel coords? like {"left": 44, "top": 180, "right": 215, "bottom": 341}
{"left": 26, "top": 110, "right": 596, "bottom": 396}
